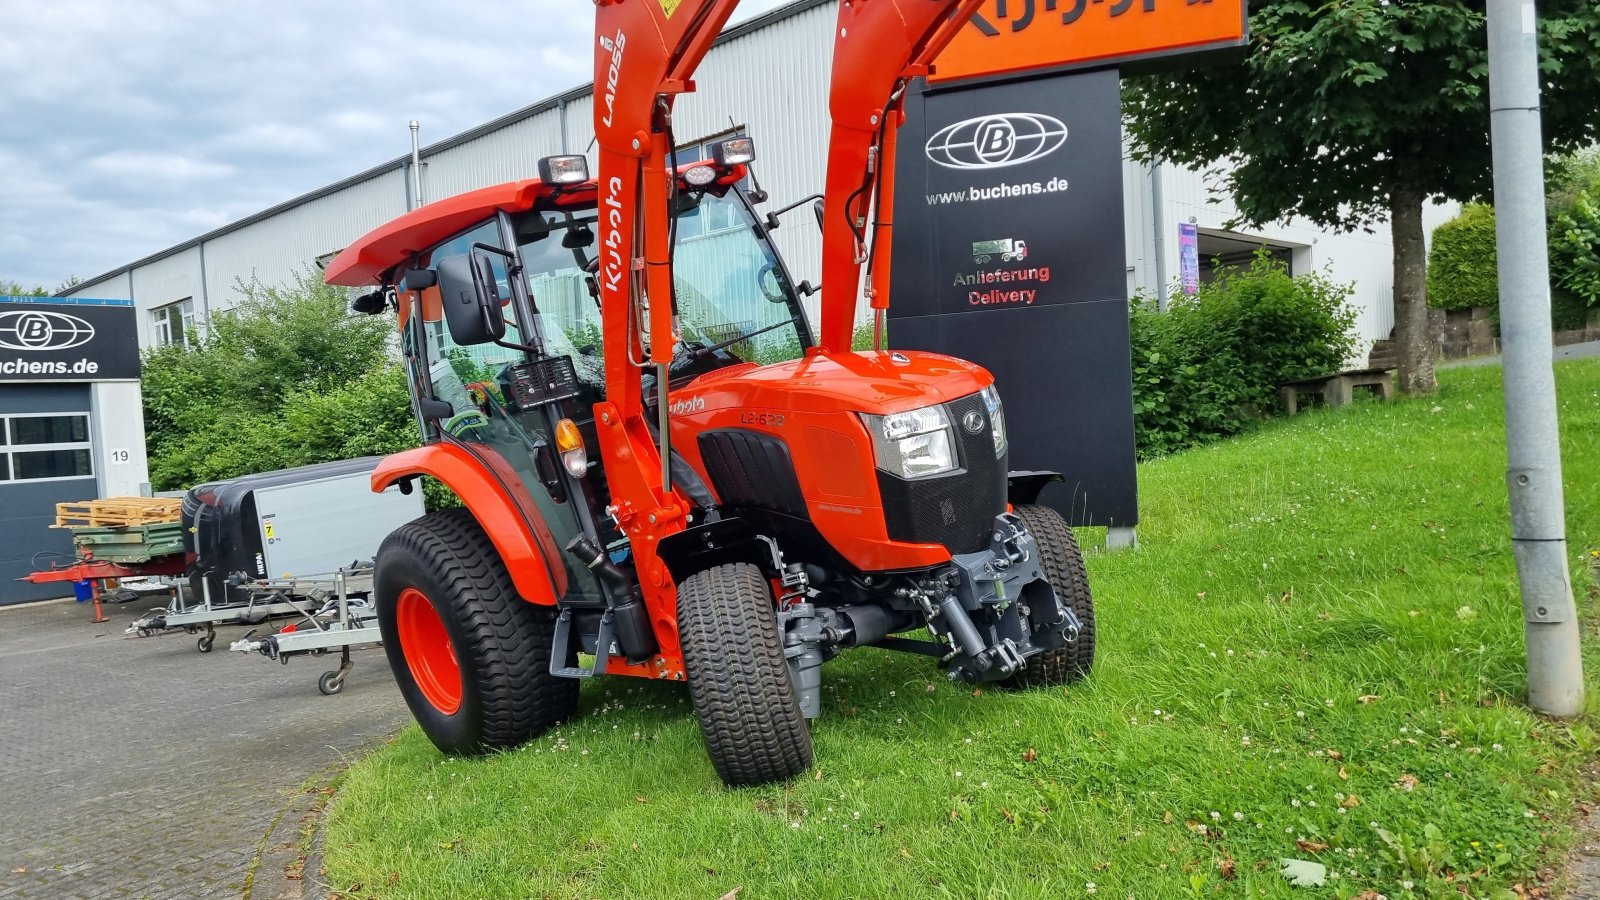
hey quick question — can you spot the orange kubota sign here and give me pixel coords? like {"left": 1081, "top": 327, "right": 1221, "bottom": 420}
{"left": 930, "top": 0, "right": 1247, "bottom": 83}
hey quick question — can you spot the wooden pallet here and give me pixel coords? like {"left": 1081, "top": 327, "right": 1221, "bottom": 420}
{"left": 53, "top": 497, "right": 183, "bottom": 528}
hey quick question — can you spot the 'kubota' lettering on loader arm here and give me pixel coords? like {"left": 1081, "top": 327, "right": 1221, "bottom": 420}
{"left": 603, "top": 175, "right": 626, "bottom": 296}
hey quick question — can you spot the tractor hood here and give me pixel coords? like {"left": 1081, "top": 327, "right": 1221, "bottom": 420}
{"left": 681, "top": 349, "right": 993, "bottom": 416}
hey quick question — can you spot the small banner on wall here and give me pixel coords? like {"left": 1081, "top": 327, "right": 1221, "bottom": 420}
{"left": 0, "top": 297, "right": 140, "bottom": 382}
{"left": 1179, "top": 221, "right": 1200, "bottom": 295}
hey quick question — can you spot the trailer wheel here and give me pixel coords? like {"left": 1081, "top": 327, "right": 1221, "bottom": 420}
{"left": 318, "top": 670, "right": 345, "bottom": 695}
{"left": 374, "top": 508, "right": 578, "bottom": 755}
{"left": 1006, "top": 504, "right": 1096, "bottom": 688}
{"left": 678, "top": 562, "right": 813, "bottom": 786}
{"left": 197, "top": 634, "right": 214, "bottom": 653}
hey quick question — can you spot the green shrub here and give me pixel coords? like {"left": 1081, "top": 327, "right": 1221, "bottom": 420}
{"left": 1550, "top": 189, "right": 1600, "bottom": 308}
{"left": 1130, "top": 252, "right": 1357, "bottom": 457}
{"left": 1427, "top": 204, "right": 1500, "bottom": 312}
{"left": 1427, "top": 149, "right": 1600, "bottom": 321}
{"left": 142, "top": 270, "right": 412, "bottom": 491}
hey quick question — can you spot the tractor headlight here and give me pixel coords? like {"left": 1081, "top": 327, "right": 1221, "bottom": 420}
{"left": 980, "top": 384, "right": 1006, "bottom": 458}
{"left": 862, "top": 405, "right": 957, "bottom": 480}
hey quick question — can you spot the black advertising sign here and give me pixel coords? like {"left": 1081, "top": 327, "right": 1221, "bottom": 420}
{"left": 889, "top": 68, "right": 1139, "bottom": 527}
{"left": 0, "top": 297, "right": 140, "bottom": 382}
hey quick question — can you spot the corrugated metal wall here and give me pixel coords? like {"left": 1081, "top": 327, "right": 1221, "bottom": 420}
{"left": 202, "top": 170, "right": 407, "bottom": 297}
{"left": 423, "top": 114, "right": 568, "bottom": 202}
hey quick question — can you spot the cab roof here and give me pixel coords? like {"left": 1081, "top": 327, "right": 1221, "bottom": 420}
{"left": 324, "top": 164, "right": 746, "bottom": 288}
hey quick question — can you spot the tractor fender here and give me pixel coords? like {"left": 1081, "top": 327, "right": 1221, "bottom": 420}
{"left": 372, "top": 444, "right": 564, "bottom": 605}
{"left": 656, "top": 516, "right": 773, "bottom": 585}
{"left": 1007, "top": 470, "right": 1064, "bottom": 507}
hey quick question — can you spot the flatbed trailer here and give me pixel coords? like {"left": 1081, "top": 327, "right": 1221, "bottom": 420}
{"left": 227, "top": 566, "right": 380, "bottom": 695}
{"left": 130, "top": 568, "right": 372, "bottom": 653}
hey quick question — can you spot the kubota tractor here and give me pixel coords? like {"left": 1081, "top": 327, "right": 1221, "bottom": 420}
{"left": 325, "top": 0, "right": 1095, "bottom": 787}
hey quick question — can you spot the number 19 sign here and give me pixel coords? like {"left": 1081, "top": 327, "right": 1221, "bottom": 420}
{"left": 930, "top": 0, "right": 1248, "bottom": 84}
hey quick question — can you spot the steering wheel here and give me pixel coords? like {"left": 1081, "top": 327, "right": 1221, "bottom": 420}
{"left": 758, "top": 263, "right": 788, "bottom": 303}
{"left": 441, "top": 410, "right": 490, "bottom": 438}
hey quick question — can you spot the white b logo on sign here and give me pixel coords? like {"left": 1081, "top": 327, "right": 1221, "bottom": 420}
{"left": 0, "top": 310, "right": 97, "bottom": 351}
{"left": 925, "top": 113, "right": 1068, "bottom": 171}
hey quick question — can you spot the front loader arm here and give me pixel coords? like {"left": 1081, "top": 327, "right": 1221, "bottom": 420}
{"left": 817, "top": 0, "right": 984, "bottom": 353}
{"left": 592, "top": 0, "right": 742, "bottom": 511}
{"left": 588, "top": 0, "right": 741, "bottom": 630}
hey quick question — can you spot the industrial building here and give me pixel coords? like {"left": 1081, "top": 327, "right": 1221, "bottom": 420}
{"left": 64, "top": 0, "right": 1430, "bottom": 354}
{"left": 0, "top": 296, "right": 149, "bottom": 603}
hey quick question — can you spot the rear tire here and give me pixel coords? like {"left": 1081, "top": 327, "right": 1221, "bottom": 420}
{"left": 374, "top": 508, "right": 578, "bottom": 755}
{"left": 678, "top": 562, "right": 813, "bottom": 786}
{"left": 1006, "top": 504, "right": 1096, "bottom": 688}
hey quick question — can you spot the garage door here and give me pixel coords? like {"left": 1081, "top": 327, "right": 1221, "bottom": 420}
{"left": 0, "top": 385, "right": 98, "bottom": 604}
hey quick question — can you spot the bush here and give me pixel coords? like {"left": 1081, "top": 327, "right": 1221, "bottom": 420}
{"left": 143, "top": 270, "right": 413, "bottom": 491}
{"left": 1130, "top": 252, "right": 1357, "bottom": 457}
{"left": 1427, "top": 204, "right": 1500, "bottom": 312}
{"left": 1550, "top": 189, "right": 1600, "bottom": 308}
{"left": 1427, "top": 149, "right": 1600, "bottom": 321}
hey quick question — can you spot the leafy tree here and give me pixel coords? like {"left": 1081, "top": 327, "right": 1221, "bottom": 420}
{"left": 1124, "top": 0, "right": 1600, "bottom": 394}
{"left": 142, "top": 269, "right": 411, "bottom": 490}
{"left": 0, "top": 279, "right": 50, "bottom": 297}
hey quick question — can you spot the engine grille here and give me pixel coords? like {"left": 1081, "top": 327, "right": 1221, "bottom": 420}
{"left": 697, "top": 429, "right": 808, "bottom": 519}
{"left": 877, "top": 392, "right": 1007, "bottom": 555}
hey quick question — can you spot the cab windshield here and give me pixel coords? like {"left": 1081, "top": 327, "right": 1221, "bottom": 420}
{"left": 515, "top": 187, "right": 811, "bottom": 396}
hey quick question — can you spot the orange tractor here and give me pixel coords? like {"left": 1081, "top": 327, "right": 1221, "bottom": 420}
{"left": 326, "top": 0, "right": 1094, "bottom": 786}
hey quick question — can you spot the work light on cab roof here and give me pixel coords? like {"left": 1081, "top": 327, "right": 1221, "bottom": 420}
{"left": 537, "top": 155, "right": 590, "bottom": 186}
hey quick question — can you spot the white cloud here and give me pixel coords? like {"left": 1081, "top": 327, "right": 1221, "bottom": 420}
{"left": 0, "top": 0, "right": 802, "bottom": 288}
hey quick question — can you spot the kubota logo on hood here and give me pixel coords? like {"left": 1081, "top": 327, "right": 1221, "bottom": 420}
{"left": 0, "top": 310, "right": 96, "bottom": 351}
{"left": 925, "top": 113, "right": 1068, "bottom": 170}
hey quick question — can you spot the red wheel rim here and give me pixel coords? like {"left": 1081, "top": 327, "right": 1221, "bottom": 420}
{"left": 396, "top": 587, "right": 461, "bottom": 715}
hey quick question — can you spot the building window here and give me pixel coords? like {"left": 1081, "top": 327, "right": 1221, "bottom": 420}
{"left": 152, "top": 298, "right": 195, "bottom": 347}
{"left": 0, "top": 414, "right": 93, "bottom": 482}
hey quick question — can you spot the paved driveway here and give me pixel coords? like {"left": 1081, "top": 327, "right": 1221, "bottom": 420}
{"left": 0, "top": 593, "right": 408, "bottom": 899}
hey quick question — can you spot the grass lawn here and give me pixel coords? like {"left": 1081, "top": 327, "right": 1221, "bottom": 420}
{"left": 325, "top": 361, "right": 1600, "bottom": 899}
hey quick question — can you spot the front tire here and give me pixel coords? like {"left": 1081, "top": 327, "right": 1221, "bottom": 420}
{"left": 678, "top": 562, "right": 813, "bottom": 786}
{"left": 1007, "top": 504, "right": 1097, "bottom": 688}
{"left": 374, "top": 508, "right": 578, "bottom": 755}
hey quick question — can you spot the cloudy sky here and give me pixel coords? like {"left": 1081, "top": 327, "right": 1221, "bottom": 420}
{"left": 0, "top": 0, "right": 793, "bottom": 292}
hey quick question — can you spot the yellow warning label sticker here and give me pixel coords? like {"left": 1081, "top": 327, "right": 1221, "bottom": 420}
{"left": 659, "top": 0, "right": 683, "bottom": 17}
{"left": 263, "top": 520, "right": 276, "bottom": 540}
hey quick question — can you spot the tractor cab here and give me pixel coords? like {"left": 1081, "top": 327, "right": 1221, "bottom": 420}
{"left": 329, "top": 146, "right": 811, "bottom": 612}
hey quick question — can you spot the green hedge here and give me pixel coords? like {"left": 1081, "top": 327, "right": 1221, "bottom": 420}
{"left": 1429, "top": 149, "right": 1600, "bottom": 317}
{"left": 1130, "top": 252, "right": 1357, "bottom": 458}
{"left": 1427, "top": 204, "right": 1500, "bottom": 312}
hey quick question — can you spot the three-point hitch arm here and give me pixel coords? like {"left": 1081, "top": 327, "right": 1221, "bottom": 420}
{"left": 817, "top": 0, "right": 986, "bottom": 353}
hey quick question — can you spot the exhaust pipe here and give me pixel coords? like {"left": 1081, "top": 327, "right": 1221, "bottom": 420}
{"left": 565, "top": 536, "right": 658, "bottom": 663}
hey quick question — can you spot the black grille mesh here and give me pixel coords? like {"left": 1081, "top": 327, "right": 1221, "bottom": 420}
{"left": 877, "top": 392, "right": 1007, "bottom": 554}
{"left": 697, "top": 429, "right": 808, "bottom": 519}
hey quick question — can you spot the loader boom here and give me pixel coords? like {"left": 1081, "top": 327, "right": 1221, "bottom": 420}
{"left": 590, "top": 0, "right": 744, "bottom": 558}
{"left": 817, "top": 0, "right": 985, "bottom": 352}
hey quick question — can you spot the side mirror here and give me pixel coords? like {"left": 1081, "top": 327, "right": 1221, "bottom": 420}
{"left": 436, "top": 252, "right": 505, "bottom": 346}
{"left": 812, "top": 199, "right": 825, "bottom": 233}
{"left": 418, "top": 398, "right": 453, "bottom": 422}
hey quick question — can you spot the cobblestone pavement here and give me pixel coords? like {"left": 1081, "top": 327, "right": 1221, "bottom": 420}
{"left": 0, "top": 593, "right": 408, "bottom": 899}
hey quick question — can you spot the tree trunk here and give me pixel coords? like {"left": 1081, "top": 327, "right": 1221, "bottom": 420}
{"left": 1389, "top": 170, "right": 1438, "bottom": 394}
